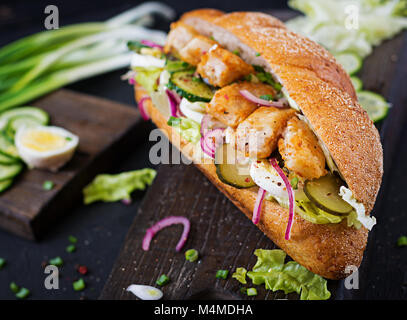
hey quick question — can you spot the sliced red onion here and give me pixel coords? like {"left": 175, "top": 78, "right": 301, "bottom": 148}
{"left": 140, "top": 40, "right": 164, "bottom": 51}
{"left": 138, "top": 96, "right": 151, "bottom": 121}
{"left": 240, "top": 90, "right": 288, "bottom": 108}
{"left": 270, "top": 158, "right": 295, "bottom": 240}
{"left": 165, "top": 89, "right": 179, "bottom": 117}
{"left": 121, "top": 198, "right": 132, "bottom": 205}
{"left": 128, "top": 78, "right": 135, "bottom": 85}
{"left": 252, "top": 187, "right": 266, "bottom": 225}
{"left": 201, "top": 128, "right": 224, "bottom": 158}
{"left": 142, "top": 216, "right": 190, "bottom": 252}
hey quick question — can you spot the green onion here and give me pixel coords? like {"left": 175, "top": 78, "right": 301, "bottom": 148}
{"left": 255, "top": 52, "right": 261, "bottom": 57}
{"left": 167, "top": 116, "right": 181, "bottom": 126}
{"left": 233, "top": 50, "right": 240, "bottom": 56}
{"left": 0, "top": 257, "right": 6, "bottom": 269}
{"left": 42, "top": 180, "right": 54, "bottom": 190}
{"left": 246, "top": 288, "right": 258, "bottom": 296}
{"left": 66, "top": 244, "right": 76, "bottom": 253}
{"left": 0, "top": 3, "right": 172, "bottom": 111}
{"left": 259, "top": 94, "right": 274, "bottom": 101}
{"left": 291, "top": 177, "right": 299, "bottom": 190}
{"left": 156, "top": 274, "right": 170, "bottom": 286}
{"left": 15, "top": 287, "right": 30, "bottom": 299}
{"left": 192, "top": 77, "right": 201, "bottom": 82}
{"left": 215, "top": 270, "right": 229, "bottom": 280}
{"left": 10, "top": 282, "right": 19, "bottom": 293}
{"left": 49, "top": 256, "right": 63, "bottom": 267}
{"left": 68, "top": 235, "right": 78, "bottom": 243}
{"left": 397, "top": 236, "right": 407, "bottom": 247}
{"left": 73, "top": 278, "right": 86, "bottom": 291}
{"left": 185, "top": 249, "right": 199, "bottom": 262}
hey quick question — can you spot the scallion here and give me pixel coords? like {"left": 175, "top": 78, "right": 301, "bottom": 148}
{"left": 397, "top": 236, "right": 407, "bottom": 247}
{"left": 73, "top": 278, "right": 86, "bottom": 291}
{"left": 185, "top": 249, "right": 199, "bottom": 262}
{"left": 156, "top": 274, "right": 170, "bottom": 286}
{"left": 49, "top": 256, "right": 63, "bottom": 267}
{"left": 0, "top": 257, "right": 6, "bottom": 269}
{"left": 215, "top": 270, "right": 229, "bottom": 280}
{"left": 15, "top": 287, "right": 30, "bottom": 299}
{"left": 246, "top": 288, "right": 258, "bottom": 296}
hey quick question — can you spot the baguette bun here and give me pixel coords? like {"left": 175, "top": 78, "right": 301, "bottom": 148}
{"left": 134, "top": 9, "right": 383, "bottom": 279}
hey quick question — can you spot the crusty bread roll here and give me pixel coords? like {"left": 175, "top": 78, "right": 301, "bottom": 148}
{"left": 134, "top": 9, "right": 383, "bottom": 279}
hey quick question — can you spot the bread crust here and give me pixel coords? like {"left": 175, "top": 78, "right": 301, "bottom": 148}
{"left": 135, "top": 84, "right": 368, "bottom": 280}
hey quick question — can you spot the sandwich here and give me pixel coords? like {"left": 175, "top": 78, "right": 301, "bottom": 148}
{"left": 127, "top": 9, "right": 383, "bottom": 280}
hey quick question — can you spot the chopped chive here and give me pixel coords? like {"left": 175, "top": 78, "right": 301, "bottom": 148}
{"left": 246, "top": 287, "right": 257, "bottom": 296}
{"left": 259, "top": 94, "right": 274, "bottom": 101}
{"left": 66, "top": 244, "right": 76, "bottom": 253}
{"left": 16, "top": 287, "right": 30, "bottom": 299}
{"left": 215, "top": 270, "right": 229, "bottom": 280}
{"left": 65, "top": 136, "right": 72, "bottom": 141}
{"left": 42, "top": 180, "right": 54, "bottom": 190}
{"left": 156, "top": 274, "right": 170, "bottom": 286}
{"left": 244, "top": 74, "right": 252, "bottom": 82}
{"left": 210, "top": 36, "right": 215, "bottom": 41}
{"left": 49, "top": 256, "right": 63, "bottom": 267}
{"left": 232, "top": 50, "right": 240, "bottom": 56}
{"left": 192, "top": 76, "right": 201, "bottom": 82}
{"left": 397, "top": 236, "right": 407, "bottom": 247}
{"left": 0, "top": 257, "right": 6, "bottom": 269}
{"left": 185, "top": 249, "right": 199, "bottom": 262}
{"left": 167, "top": 116, "right": 181, "bottom": 127}
{"left": 10, "top": 282, "right": 19, "bottom": 293}
{"left": 255, "top": 52, "right": 261, "bottom": 57}
{"left": 73, "top": 278, "right": 86, "bottom": 291}
{"left": 68, "top": 235, "right": 77, "bottom": 244}
{"left": 291, "top": 177, "right": 299, "bottom": 190}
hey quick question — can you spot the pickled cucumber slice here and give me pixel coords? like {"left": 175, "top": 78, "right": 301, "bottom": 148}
{"left": 304, "top": 174, "right": 352, "bottom": 216}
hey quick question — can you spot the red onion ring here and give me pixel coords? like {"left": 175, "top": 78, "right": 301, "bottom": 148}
{"left": 140, "top": 40, "right": 164, "bottom": 51}
{"left": 270, "top": 158, "right": 295, "bottom": 240}
{"left": 200, "top": 128, "right": 224, "bottom": 158}
{"left": 138, "top": 96, "right": 151, "bottom": 121}
{"left": 240, "top": 90, "right": 288, "bottom": 108}
{"left": 142, "top": 216, "right": 190, "bottom": 252}
{"left": 121, "top": 198, "right": 132, "bottom": 205}
{"left": 165, "top": 89, "right": 179, "bottom": 117}
{"left": 252, "top": 187, "right": 266, "bottom": 225}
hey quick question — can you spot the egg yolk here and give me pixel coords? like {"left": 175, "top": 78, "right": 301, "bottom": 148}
{"left": 22, "top": 130, "right": 67, "bottom": 152}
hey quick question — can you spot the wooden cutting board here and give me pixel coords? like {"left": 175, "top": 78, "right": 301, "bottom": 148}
{"left": 100, "top": 10, "right": 407, "bottom": 300}
{"left": 0, "top": 89, "right": 147, "bottom": 240}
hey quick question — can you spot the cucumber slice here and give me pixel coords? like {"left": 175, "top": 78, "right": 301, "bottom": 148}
{"left": 304, "top": 174, "right": 353, "bottom": 216}
{"left": 350, "top": 76, "right": 362, "bottom": 92}
{"left": 0, "top": 179, "right": 13, "bottom": 193}
{"left": 165, "top": 60, "right": 193, "bottom": 74}
{"left": 0, "top": 163, "right": 22, "bottom": 182}
{"left": 215, "top": 143, "right": 255, "bottom": 189}
{"left": 167, "top": 71, "right": 214, "bottom": 102}
{"left": 357, "top": 91, "right": 389, "bottom": 122}
{"left": 335, "top": 52, "right": 362, "bottom": 75}
{"left": 5, "top": 116, "right": 43, "bottom": 140}
{"left": 0, "top": 152, "right": 18, "bottom": 165}
{"left": 0, "top": 132, "right": 19, "bottom": 159}
{"left": 0, "top": 107, "right": 49, "bottom": 130}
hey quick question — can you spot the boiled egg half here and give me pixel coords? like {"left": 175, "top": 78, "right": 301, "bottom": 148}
{"left": 15, "top": 125, "right": 79, "bottom": 172}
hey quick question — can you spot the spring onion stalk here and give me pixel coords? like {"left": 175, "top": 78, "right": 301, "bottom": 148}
{"left": 0, "top": 2, "right": 170, "bottom": 110}
{"left": 0, "top": 53, "right": 133, "bottom": 111}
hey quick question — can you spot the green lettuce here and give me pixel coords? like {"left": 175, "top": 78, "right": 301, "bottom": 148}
{"left": 134, "top": 67, "right": 162, "bottom": 94}
{"left": 167, "top": 116, "right": 201, "bottom": 144}
{"left": 296, "top": 200, "right": 343, "bottom": 224}
{"left": 83, "top": 168, "right": 156, "bottom": 204}
{"left": 235, "top": 249, "right": 331, "bottom": 300}
{"left": 232, "top": 267, "right": 248, "bottom": 284}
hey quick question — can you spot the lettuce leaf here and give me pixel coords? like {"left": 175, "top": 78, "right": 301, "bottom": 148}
{"left": 83, "top": 168, "right": 157, "bottom": 204}
{"left": 296, "top": 200, "right": 344, "bottom": 224}
{"left": 244, "top": 249, "right": 331, "bottom": 300}
{"left": 134, "top": 67, "right": 162, "bottom": 94}
{"left": 167, "top": 117, "right": 201, "bottom": 144}
{"left": 232, "top": 267, "right": 248, "bottom": 284}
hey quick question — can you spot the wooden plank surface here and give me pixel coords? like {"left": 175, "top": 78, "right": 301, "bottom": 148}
{"left": 0, "top": 89, "right": 147, "bottom": 240}
{"left": 100, "top": 11, "right": 407, "bottom": 300}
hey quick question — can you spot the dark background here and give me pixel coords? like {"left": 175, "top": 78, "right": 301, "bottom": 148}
{"left": 0, "top": 0, "right": 289, "bottom": 300}
{"left": 0, "top": 0, "right": 406, "bottom": 301}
